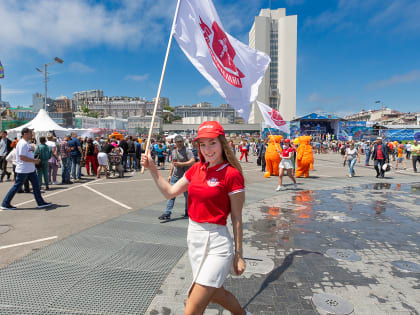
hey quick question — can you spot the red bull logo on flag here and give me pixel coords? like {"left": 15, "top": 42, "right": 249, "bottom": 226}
{"left": 199, "top": 17, "right": 245, "bottom": 88}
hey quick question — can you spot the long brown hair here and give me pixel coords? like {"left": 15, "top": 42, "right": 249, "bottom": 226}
{"left": 198, "top": 135, "right": 243, "bottom": 178}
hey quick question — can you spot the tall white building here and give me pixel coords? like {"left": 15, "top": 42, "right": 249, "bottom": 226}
{"left": 248, "top": 8, "right": 297, "bottom": 123}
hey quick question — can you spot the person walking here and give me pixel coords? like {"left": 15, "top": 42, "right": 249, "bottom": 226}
{"left": 364, "top": 140, "right": 371, "bottom": 166}
{"left": 68, "top": 132, "right": 83, "bottom": 181}
{"left": 46, "top": 134, "right": 60, "bottom": 185}
{"left": 135, "top": 138, "right": 142, "bottom": 171}
{"left": 0, "top": 131, "right": 12, "bottom": 182}
{"left": 35, "top": 137, "right": 52, "bottom": 190}
{"left": 59, "top": 135, "right": 71, "bottom": 184}
{"left": 156, "top": 143, "right": 166, "bottom": 170}
{"left": 258, "top": 138, "right": 268, "bottom": 172}
{"left": 411, "top": 140, "right": 420, "bottom": 173}
{"left": 142, "top": 121, "right": 250, "bottom": 315}
{"left": 119, "top": 136, "right": 129, "bottom": 172}
{"left": 1, "top": 128, "right": 52, "bottom": 210}
{"left": 276, "top": 139, "right": 297, "bottom": 191}
{"left": 84, "top": 138, "right": 98, "bottom": 176}
{"left": 395, "top": 142, "right": 407, "bottom": 170}
{"left": 127, "top": 136, "right": 136, "bottom": 171}
{"left": 406, "top": 141, "right": 412, "bottom": 160}
{"left": 239, "top": 140, "right": 248, "bottom": 162}
{"left": 371, "top": 137, "right": 389, "bottom": 178}
{"left": 158, "top": 135, "right": 195, "bottom": 220}
{"left": 344, "top": 142, "right": 360, "bottom": 178}
{"left": 97, "top": 140, "right": 113, "bottom": 179}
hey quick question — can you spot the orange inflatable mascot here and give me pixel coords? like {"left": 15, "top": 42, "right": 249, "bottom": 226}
{"left": 295, "top": 136, "right": 314, "bottom": 178}
{"left": 265, "top": 135, "right": 282, "bottom": 176}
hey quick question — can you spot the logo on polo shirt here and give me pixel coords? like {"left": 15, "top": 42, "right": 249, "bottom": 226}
{"left": 207, "top": 177, "right": 220, "bottom": 187}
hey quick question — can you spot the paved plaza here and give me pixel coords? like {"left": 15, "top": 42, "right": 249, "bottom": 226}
{"left": 0, "top": 153, "right": 419, "bottom": 314}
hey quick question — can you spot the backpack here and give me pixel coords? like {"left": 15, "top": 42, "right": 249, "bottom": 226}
{"left": 127, "top": 140, "right": 135, "bottom": 153}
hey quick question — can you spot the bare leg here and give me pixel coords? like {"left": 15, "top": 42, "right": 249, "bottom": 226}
{"left": 287, "top": 169, "right": 297, "bottom": 184}
{"left": 96, "top": 166, "right": 101, "bottom": 178}
{"left": 185, "top": 283, "right": 217, "bottom": 315}
{"left": 210, "top": 287, "right": 246, "bottom": 315}
{"left": 278, "top": 168, "right": 284, "bottom": 186}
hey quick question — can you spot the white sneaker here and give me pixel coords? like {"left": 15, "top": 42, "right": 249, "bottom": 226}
{"left": 348, "top": 174, "right": 352, "bottom": 178}
{"left": 293, "top": 184, "right": 298, "bottom": 190}
{"left": 53, "top": 181, "right": 60, "bottom": 185}
{"left": 275, "top": 185, "right": 283, "bottom": 191}
{"left": 246, "top": 311, "right": 253, "bottom": 315}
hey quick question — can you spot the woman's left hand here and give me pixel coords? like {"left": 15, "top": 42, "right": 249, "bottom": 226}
{"left": 233, "top": 254, "right": 246, "bottom": 275}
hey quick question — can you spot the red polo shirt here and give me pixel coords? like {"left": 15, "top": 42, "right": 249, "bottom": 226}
{"left": 282, "top": 147, "right": 294, "bottom": 158}
{"left": 184, "top": 161, "right": 245, "bottom": 226}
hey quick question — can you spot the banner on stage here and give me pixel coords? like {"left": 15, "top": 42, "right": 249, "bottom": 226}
{"left": 173, "top": 0, "right": 270, "bottom": 121}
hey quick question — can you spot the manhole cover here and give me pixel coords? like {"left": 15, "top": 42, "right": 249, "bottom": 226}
{"left": 332, "top": 215, "right": 357, "bottom": 222}
{"left": 326, "top": 249, "right": 361, "bottom": 262}
{"left": 0, "top": 225, "right": 11, "bottom": 234}
{"left": 243, "top": 256, "right": 275, "bottom": 275}
{"left": 392, "top": 260, "right": 420, "bottom": 273}
{"left": 312, "top": 293, "right": 354, "bottom": 315}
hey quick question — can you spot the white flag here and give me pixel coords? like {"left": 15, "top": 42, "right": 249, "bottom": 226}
{"left": 173, "top": 0, "right": 270, "bottom": 121}
{"left": 257, "top": 101, "right": 290, "bottom": 134}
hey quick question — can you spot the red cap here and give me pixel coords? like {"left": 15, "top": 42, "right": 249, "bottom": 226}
{"left": 195, "top": 121, "right": 225, "bottom": 141}
{"left": 284, "top": 139, "right": 290, "bottom": 143}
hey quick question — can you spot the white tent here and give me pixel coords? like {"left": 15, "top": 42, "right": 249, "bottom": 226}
{"left": 7, "top": 109, "right": 69, "bottom": 139}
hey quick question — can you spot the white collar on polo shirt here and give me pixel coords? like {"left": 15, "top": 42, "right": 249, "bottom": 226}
{"left": 216, "top": 163, "right": 229, "bottom": 171}
{"left": 200, "top": 162, "right": 229, "bottom": 171}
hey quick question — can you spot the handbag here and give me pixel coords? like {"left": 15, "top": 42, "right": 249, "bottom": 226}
{"left": 257, "top": 156, "right": 261, "bottom": 166}
{"left": 34, "top": 153, "right": 42, "bottom": 169}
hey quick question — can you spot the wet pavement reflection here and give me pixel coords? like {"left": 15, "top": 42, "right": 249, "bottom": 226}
{"left": 218, "top": 183, "right": 420, "bottom": 314}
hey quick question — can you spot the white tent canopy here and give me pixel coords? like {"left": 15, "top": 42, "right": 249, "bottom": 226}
{"left": 7, "top": 109, "right": 68, "bottom": 139}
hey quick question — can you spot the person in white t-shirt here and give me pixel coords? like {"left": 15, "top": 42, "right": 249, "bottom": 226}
{"left": 406, "top": 142, "right": 412, "bottom": 159}
{"left": 1, "top": 128, "right": 52, "bottom": 210}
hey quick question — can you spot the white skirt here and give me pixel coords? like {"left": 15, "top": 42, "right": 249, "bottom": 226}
{"left": 187, "top": 219, "right": 233, "bottom": 292}
{"left": 97, "top": 152, "right": 108, "bottom": 166}
{"left": 279, "top": 158, "right": 293, "bottom": 169}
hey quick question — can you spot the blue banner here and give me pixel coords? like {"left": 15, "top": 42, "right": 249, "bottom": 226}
{"left": 380, "top": 129, "right": 420, "bottom": 141}
{"left": 338, "top": 121, "right": 374, "bottom": 141}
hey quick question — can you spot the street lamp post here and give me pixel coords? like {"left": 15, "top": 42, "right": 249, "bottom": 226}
{"left": 36, "top": 57, "right": 64, "bottom": 111}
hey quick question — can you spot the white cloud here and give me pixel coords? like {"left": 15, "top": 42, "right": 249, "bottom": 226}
{"left": 125, "top": 74, "right": 149, "bottom": 81}
{"left": 368, "top": 70, "right": 420, "bottom": 89}
{"left": 197, "top": 85, "right": 215, "bottom": 96}
{"left": 0, "top": 0, "right": 176, "bottom": 56}
{"left": 2, "top": 88, "right": 27, "bottom": 95}
{"left": 69, "top": 62, "right": 95, "bottom": 73}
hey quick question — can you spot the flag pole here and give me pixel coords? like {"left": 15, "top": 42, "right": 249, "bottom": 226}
{"left": 141, "top": 0, "right": 182, "bottom": 173}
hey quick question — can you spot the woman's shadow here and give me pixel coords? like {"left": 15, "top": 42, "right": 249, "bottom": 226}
{"left": 243, "top": 249, "right": 322, "bottom": 308}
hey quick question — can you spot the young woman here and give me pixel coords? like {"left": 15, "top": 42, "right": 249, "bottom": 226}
{"left": 344, "top": 142, "right": 360, "bottom": 178}
{"left": 141, "top": 121, "right": 251, "bottom": 315}
{"left": 276, "top": 139, "right": 297, "bottom": 191}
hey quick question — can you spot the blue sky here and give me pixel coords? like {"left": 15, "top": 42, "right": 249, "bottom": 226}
{"left": 1, "top": 0, "right": 419, "bottom": 118}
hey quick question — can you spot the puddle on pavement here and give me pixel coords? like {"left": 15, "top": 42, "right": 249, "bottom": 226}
{"left": 246, "top": 183, "right": 420, "bottom": 252}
